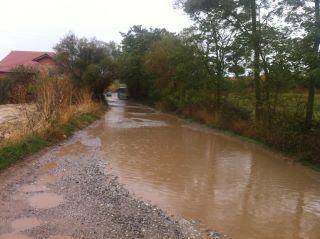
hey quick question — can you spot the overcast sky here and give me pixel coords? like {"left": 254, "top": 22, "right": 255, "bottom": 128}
{"left": 0, "top": 0, "right": 192, "bottom": 59}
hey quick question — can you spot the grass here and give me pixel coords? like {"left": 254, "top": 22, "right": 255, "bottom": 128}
{"left": 0, "top": 110, "right": 104, "bottom": 171}
{"left": 206, "top": 123, "right": 263, "bottom": 145}
{"left": 298, "top": 157, "right": 320, "bottom": 171}
{"left": 49, "top": 113, "right": 100, "bottom": 141}
{"left": 0, "top": 136, "right": 48, "bottom": 170}
{"left": 163, "top": 101, "right": 320, "bottom": 172}
{"left": 207, "top": 121, "right": 320, "bottom": 172}
{"left": 229, "top": 92, "right": 320, "bottom": 120}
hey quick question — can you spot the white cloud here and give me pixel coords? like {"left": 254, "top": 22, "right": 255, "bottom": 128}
{"left": 0, "top": 0, "right": 191, "bottom": 59}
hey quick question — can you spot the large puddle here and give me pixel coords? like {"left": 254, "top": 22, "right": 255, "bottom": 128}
{"left": 27, "top": 193, "right": 64, "bottom": 209}
{"left": 87, "top": 97, "right": 320, "bottom": 239}
{"left": 11, "top": 217, "right": 42, "bottom": 231}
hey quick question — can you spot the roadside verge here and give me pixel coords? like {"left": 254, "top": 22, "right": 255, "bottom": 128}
{"left": 0, "top": 106, "right": 106, "bottom": 171}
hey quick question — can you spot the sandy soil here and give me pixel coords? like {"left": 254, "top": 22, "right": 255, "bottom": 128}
{"left": 0, "top": 104, "right": 40, "bottom": 145}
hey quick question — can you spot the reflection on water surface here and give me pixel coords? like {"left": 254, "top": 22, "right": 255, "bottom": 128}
{"left": 88, "top": 98, "right": 320, "bottom": 239}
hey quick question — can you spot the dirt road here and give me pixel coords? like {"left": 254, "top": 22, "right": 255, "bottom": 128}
{"left": 0, "top": 103, "right": 212, "bottom": 239}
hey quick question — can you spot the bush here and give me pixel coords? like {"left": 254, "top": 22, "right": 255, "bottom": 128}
{"left": 0, "top": 66, "right": 38, "bottom": 104}
{"left": 0, "top": 71, "right": 104, "bottom": 147}
{"left": 0, "top": 79, "right": 11, "bottom": 104}
{"left": 54, "top": 33, "right": 116, "bottom": 100}
{"left": 35, "top": 75, "right": 74, "bottom": 125}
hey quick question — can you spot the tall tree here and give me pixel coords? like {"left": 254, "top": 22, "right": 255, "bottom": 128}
{"left": 54, "top": 32, "right": 117, "bottom": 100}
{"left": 119, "top": 26, "right": 172, "bottom": 100}
{"left": 181, "top": 10, "right": 235, "bottom": 108}
{"left": 250, "top": 0, "right": 263, "bottom": 120}
{"left": 178, "top": 0, "right": 269, "bottom": 120}
{"left": 306, "top": 0, "right": 320, "bottom": 128}
{"left": 144, "top": 35, "right": 208, "bottom": 109}
{"left": 281, "top": 0, "right": 320, "bottom": 128}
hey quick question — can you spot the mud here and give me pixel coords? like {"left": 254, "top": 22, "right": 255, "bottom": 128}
{"left": 2, "top": 96, "right": 319, "bottom": 238}
{"left": 11, "top": 217, "right": 42, "bottom": 231}
{"left": 92, "top": 96, "right": 320, "bottom": 239}
{"left": 0, "top": 98, "right": 215, "bottom": 239}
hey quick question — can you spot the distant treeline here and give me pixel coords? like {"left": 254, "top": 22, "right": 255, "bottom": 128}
{"left": 1, "top": 0, "right": 319, "bottom": 165}
{"left": 117, "top": 0, "right": 320, "bottom": 165}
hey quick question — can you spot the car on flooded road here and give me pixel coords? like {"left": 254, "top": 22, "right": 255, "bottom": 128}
{"left": 117, "top": 87, "right": 128, "bottom": 100}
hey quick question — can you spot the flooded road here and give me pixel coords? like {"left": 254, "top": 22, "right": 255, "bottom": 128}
{"left": 0, "top": 96, "right": 203, "bottom": 239}
{"left": 1, "top": 97, "right": 320, "bottom": 239}
{"left": 85, "top": 97, "right": 320, "bottom": 239}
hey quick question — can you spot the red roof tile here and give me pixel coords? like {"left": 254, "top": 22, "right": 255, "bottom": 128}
{"left": 0, "top": 51, "right": 55, "bottom": 73}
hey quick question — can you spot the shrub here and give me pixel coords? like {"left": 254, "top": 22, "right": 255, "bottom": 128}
{"left": 54, "top": 33, "right": 116, "bottom": 100}
{"left": 35, "top": 75, "right": 74, "bottom": 126}
{"left": 0, "top": 66, "right": 38, "bottom": 104}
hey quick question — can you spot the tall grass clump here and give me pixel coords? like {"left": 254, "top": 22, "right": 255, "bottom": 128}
{"left": 0, "top": 73, "right": 105, "bottom": 170}
{"left": 0, "top": 74, "right": 104, "bottom": 148}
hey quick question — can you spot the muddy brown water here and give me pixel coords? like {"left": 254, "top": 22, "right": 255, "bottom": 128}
{"left": 82, "top": 97, "right": 320, "bottom": 239}
{"left": 27, "top": 192, "right": 64, "bottom": 209}
{"left": 0, "top": 234, "right": 33, "bottom": 239}
{"left": 11, "top": 217, "right": 42, "bottom": 232}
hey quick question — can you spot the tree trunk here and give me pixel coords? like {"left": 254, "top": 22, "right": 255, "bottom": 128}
{"left": 216, "top": 65, "right": 223, "bottom": 109}
{"left": 251, "top": 0, "right": 262, "bottom": 122}
{"left": 305, "top": 0, "right": 320, "bottom": 129}
{"left": 261, "top": 55, "right": 272, "bottom": 126}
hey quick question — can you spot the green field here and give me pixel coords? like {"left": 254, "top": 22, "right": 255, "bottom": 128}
{"left": 228, "top": 92, "right": 320, "bottom": 121}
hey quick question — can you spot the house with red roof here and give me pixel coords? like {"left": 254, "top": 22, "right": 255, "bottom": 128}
{"left": 0, "top": 51, "right": 56, "bottom": 78}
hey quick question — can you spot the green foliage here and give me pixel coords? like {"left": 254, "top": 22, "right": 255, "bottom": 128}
{"left": 54, "top": 32, "right": 118, "bottom": 100}
{"left": 115, "top": 0, "right": 320, "bottom": 166}
{"left": 0, "top": 136, "right": 48, "bottom": 170}
{"left": 0, "top": 111, "right": 102, "bottom": 171}
{"left": 77, "top": 113, "right": 98, "bottom": 124}
{"left": 118, "top": 9, "right": 320, "bottom": 165}
{"left": 144, "top": 36, "right": 206, "bottom": 108}
{"left": 118, "top": 26, "right": 173, "bottom": 100}
{"left": 0, "top": 78, "right": 11, "bottom": 104}
{"left": 0, "top": 66, "right": 38, "bottom": 104}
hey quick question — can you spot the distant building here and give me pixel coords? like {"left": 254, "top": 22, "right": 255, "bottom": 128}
{"left": 0, "top": 51, "right": 56, "bottom": 78}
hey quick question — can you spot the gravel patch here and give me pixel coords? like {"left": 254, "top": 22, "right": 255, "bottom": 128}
{"left": 0, "top": 131, "right": 226, "bottom": 239}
